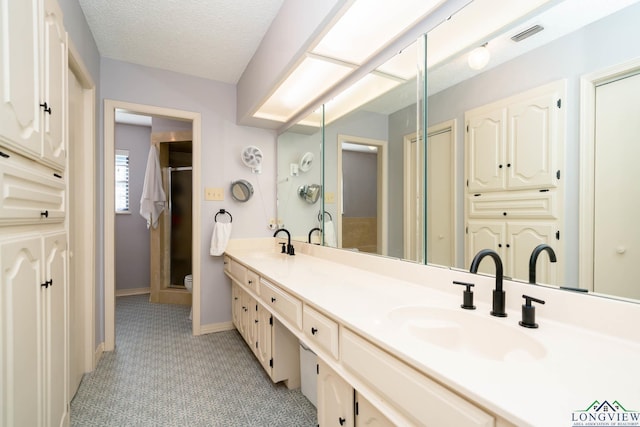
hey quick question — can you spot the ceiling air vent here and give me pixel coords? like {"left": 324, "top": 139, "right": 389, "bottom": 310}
{"left": 511, "top": 25, "right": 544, "bottom": 42}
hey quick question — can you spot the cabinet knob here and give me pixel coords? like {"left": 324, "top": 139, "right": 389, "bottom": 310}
{"left": 339, "top": 417, "right": 346, "bottom": 426}
{"left": 271, "top": 297, "right": 276, "bottom": 303}
{"left": 248, "top": 280, "right": 253, "bottom": 284}
{"left": 40, "top": 210, "right": 49, "bottom": 218}
{"left": 311, "top": 327, "right": 318, "bottom": 335}
{"left": 498, "top": 164, "right": 503, "bottom": 169}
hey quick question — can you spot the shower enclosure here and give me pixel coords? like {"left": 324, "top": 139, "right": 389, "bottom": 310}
{"left": 150, "top": 132, "right": 193, "bottom": 305}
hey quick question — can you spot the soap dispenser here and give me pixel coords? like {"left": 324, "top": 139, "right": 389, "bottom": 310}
{"left": 519, "top": 295, "right": 545, "bottom": 328}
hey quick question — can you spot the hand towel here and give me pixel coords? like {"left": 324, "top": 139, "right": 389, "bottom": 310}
{"left": 324, "top": 219, "right": 337, "bottom": 247}
{"left": 210, "top": 222, "right": 232, "bottom": 256}
{"left": 139, "top": 146, "right": 166, "bottom": 229}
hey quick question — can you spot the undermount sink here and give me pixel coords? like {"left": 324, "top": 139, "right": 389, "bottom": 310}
{"left": 387, "top": 306, "right": 546, "bottom": 362}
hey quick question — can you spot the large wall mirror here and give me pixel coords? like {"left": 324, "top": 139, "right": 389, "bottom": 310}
{"left": 276, "top": 0, "right": 640, "bottom": 303}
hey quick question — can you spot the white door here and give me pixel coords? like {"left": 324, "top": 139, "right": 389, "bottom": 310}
{"left": 317, "top": 360, "right": 354, "bottom": 427}
{"left": 594, "top": 72, "right": 640, "bottom": 299}
{"left": 427, "top": 125, "right": 454, "bottom": 267}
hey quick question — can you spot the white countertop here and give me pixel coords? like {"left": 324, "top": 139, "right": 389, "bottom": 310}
{"left": 225, "top": 242, "right": 640, "bottom": 426}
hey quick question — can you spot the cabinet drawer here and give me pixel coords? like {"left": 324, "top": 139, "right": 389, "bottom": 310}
{"left": 468, "top": 191, "right": 557, "bottom": 219}
{"left": 246, "top": 269, "right": 259, "bottom": 294}
{"left": 0, "top": 151, "right": 65, "bottom": 224}
{"left": 228, "top": 259, "right": 247, "bottom": 285}
{"left": 341, "top": 329, "right": 494, "bottom": 427}
{"left": 260, "top": 279, "right": 302, "bottom": 330}
{"left": 303, "top": 305, "right": 339, "bottom": 359}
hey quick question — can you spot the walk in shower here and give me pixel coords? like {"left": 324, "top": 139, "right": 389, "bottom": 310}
{"left": 150, "top": 133, "right": 193, "bottom": 305}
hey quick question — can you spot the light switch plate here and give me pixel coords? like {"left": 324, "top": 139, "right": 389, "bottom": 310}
{"left": 205, "top": 187, "right": 224, "bottom": 201}
{"left": 325, "top": 192, "right": 335, "bottom": 204}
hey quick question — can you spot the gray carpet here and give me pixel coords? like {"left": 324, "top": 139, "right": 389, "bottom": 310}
{"left": 70, "top": 294, "right": 317, "bottom": 426}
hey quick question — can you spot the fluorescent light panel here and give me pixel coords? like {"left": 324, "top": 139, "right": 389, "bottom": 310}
{"left": 254, "top": 0, "right": 440, "bottom": 123}
{"left": 254, "top": 56, "right": 354, "bottom": 123}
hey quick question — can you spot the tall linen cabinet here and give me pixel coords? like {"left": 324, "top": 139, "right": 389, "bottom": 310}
{"left": 0, "top": 0, "right": 70, "bottom": 426}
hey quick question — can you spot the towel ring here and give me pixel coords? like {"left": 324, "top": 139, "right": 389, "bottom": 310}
{"left": 215, "top": 209, "right": 232, "bottom": 223}
{"left": 318, "top": 210, "right": 333, "bottom": 222}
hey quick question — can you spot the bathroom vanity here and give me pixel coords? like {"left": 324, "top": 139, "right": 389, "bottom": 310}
{"left": 224, "top": 238, "right": 640, "bottom": 426}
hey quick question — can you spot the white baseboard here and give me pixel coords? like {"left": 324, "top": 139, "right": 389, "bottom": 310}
{"left": 94, "top": 342, "right": 104, "bottom": 367}
{"left": 115, "top": 287, "right": 150, "bottom": 297}
{"left": 200, "top": 321, "right": 235, "bottom": 335}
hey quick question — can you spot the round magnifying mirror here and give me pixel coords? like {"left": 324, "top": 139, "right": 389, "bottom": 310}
{"left": 230, "top": 179, "right": 254, "bottom": 202}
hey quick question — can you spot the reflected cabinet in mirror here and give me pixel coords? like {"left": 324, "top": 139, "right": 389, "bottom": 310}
{"left": 276, "top": 0, "right": 640, "bottom": 303}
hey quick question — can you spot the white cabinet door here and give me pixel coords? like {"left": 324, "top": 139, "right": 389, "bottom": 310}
{"left": 244, "top": 294, "right": 258, "bottom": 351}
{"left": 0, "top": 0, "right": 42, "bottom": 158}
{"left": 41, "top": 0, "right": 67, "bottom": 170}
{"left": 231, "top": 283, "right": 242, "bottom": 331}
{"left": 507, "top": 222, "right": 558, "bottom": 284}
{"left": 1, "top": 236, "right": 43, "bottom": 427}
{"left": 256, "top": 304, "right": 272, "bottom": 374}
{"left": 317, "top": 359, "right": 354, "bottom": 427}
{"left": 43, "top": 232, "right": 68, "bottom": 427}
{"left": 466, "top": 107, "right": 507, "bottom": 192}
{"left": 466, "top": 221, "right": 506, "bottom": 274}
{"left": 355, "top": 393, "right": 393, "bottom": 427}
{"left": 507, "top": 90, "right": 560, "bottom": 190}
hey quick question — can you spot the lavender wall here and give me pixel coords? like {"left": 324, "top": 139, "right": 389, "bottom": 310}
{"left": 114, "top": 124, "right": 152, "bottom": 291}
{"left": 101, "top": 58, "right": 277, "bottom": 327}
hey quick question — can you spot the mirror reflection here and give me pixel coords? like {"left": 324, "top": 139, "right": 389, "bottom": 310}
{"left": 276, "top": 0, "right": 640, "bottom": 302}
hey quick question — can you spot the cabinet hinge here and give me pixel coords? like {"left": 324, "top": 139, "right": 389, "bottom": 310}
{"left": 556, "top": 230, "right": 560, "bottom": 240}
{"left": 466, "top": 124, "right": 469, "bottom": 132}
{"left": 0, "top": 151, "right": 9, "bottom": 159}
{"left": 269, "top": 316, "right": 273, "bottom": 326}
{"left": 316, "top": 364, "right": 319, "bottom": 375}
{"left": 269, "top": 358, "right": 273, "bottom": 368}
{"left": 556, "top": 170, "right": 561, "bottom": 180}
{"left": 255, "top": 341, "right": 258, "bottom": 349}
{"left": 355, "top": 401, "right": 359, "bottom": 416}
{"left": 466, "top": 179, "right": 469, "bottom": 187}
{"left": 465, "top": 226, "right": 468, "bottom": 234}
{"left": 557, "top": 98, "right": 562, "bottom": 108}
{"left": 255, "top": 304, "right": 258, "bottom": 311}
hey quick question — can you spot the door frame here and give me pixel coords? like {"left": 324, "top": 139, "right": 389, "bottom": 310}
{"left": 104, "top": 100, "right": 202, "bottom": 351}
{"left": 67, "top": 40, "right": 96, "bottom": 374}
{"left": 336, "top": 134, "right": 388, "bottom": 255}
{"left": 579, "top": 58, "right": 640, "bottom": 292}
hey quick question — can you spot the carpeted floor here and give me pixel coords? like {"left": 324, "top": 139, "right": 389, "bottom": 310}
{"left": 70, "top": 294, "right": 317, "bottom": 426}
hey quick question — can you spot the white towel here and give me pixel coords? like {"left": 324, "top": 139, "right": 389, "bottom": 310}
{"left": 210, "top": 222, "right": 232, "bottom": 256}
{"left": 139, "top": 146, "right": 166, "bottom": 229}
{"left": 323, "top": 219, "right": 337, "bottom": 247}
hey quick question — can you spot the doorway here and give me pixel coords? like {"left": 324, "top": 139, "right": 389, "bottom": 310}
{"left": 104, "top": 100, "right": 202, "bottom": 352}
{"left": 336, "top": 135, "right": 388, "bottom": 255}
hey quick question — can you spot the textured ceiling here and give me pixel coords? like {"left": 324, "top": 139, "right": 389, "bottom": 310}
{"left": 78, "top": 0, "right": 284, "bottom": 84}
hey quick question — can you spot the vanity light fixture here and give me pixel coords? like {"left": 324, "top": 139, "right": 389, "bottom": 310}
{"left": 467, "top": 43, "right": 490, "bottom": 70}
{"left": 253, "top": 0, "right": 441, "bottom": 124}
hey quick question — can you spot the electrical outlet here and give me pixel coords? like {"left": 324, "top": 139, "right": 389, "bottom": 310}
{"left": 205, "top": 187, "right": 224, "bottom": 201}
{"left": 325, "top": 191, "right": 335, "bottom": 204}
{"left": 268, "top": 219, "right": 277, "bottom": 230}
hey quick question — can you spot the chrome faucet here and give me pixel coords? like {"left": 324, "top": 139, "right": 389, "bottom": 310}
{"left": 308, "top": 227, "right": 322, "bottom": 244}
{"left": 469, "top": 249, "right": 507, "bottom": 317}
{"left": 273, "top": 228, "right": 295, "bottom": 255}
{"left": 528, "top": 244, "right": 556, "bottom": 284}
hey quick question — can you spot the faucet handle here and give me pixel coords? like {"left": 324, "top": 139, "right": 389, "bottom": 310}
{"left": 519, "top": 294, "right": 545, "bottom": 328}
{"left": 453, "top": 281, "right": 476, "bottom": 310}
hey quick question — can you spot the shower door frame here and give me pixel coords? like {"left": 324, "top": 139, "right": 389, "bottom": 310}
{"left": 149, "top": 131, "right": 193, "bottom": 305}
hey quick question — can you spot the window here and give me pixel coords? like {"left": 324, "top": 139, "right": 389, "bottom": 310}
{"left": 115, "top": 149, "right": 130, "bottom": 213}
